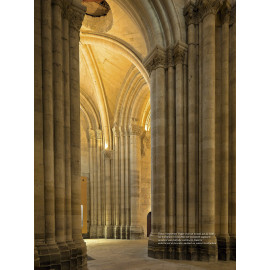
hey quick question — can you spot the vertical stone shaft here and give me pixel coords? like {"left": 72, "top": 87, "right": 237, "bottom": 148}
{"left": 167, "top": 64, "right": 176, "bottom": 234}
{"left": 34, "top": 0, "right": 45, "bottom": 248}
{"left": 69, "top": 7, "right": 87, "bottom": 268}
{"left": 63, "top": 11, "right": 72, "bottom": 247}
{"left": 176, "top": 60, "right": 185, "bottom": 235}
{"left": 52, "top": 1, "right": 65, "bottom": 245}
{"left": 220, "top": 17, "right": 229, "bottom": 237}
{"left": 229, "top": 8, "right": 236, "bottom": 260}
{"left": 125, "top": 133, "right": 130, "bottom": 238}
{"left": 187, "top": 22, "right": 197, "bottom": 233}
{"left": 96, "top": 130, "right": 103, "bottom": 237}
{"left": 41, "top": 0, "right": 56, "bottom": 246}
{"left": 120, "top": 131, "right": 126, "bottom": 238}
{"left": 201, "top": 13, "right": 216, "bottom": 236}
{"left": 104, "top": 151, "right": 113, "bottom": 238}
{"left": 149, "top": 69, "right": 157, "bottom": 235}
{"left": 113, "top": 128, "right": 120, "bottom": 238}
{"left": 89, "top": 131, "right": 96, "bottom": 237}
{"left": 129, "top": 126, "right": 143, "bottom": 239}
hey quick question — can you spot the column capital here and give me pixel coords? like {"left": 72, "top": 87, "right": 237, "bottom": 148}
{"left": 95, "top": 129, "right": 103, "bottom": 139}
{"left": 173, "top": 42, "right": 188, "bottom": 65}
{"left": 197, "top": 0, "right": 221, "bottom": 21}
{"left": 229, "top": 3, "right": 236, "bottom": 25}
{"left": 119, "top": 126, "right": 127, "bottom": 137}
{"left": 220, "top": 0, "right": 231, "bottom": 24}
{"left": 89, "top": 129, "right": 96, "bottom": 139}
{"left": 68, "top": 3, "right": 86, "bottom": 31}
{"left": 112, "top": 125, "right": 120, "bottom": 137}
{"left": 129, "top": 124, "right": 143, "bottom": 137}
{"left": 184, "top": 2, "right": 199, "bottom": 25}
{"left": 143, "top": 46, "right": 167, "bottom": 75}
{"left": 102, "top": 150, "right": 114, "bottom": 159}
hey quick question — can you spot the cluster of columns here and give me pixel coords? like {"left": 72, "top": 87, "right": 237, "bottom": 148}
{"left": 144, "top": 0, "right": 236, "bottom": 262}
{"left": 34, "top": 0, "right": 87, "bottom": 269}
{"left": 86, "top": 129, "right": 105, "bottom": 239}
{"left": 84, "top": 124, "right": 150, "bottom": 240}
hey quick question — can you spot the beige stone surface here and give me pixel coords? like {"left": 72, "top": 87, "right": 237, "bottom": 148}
{"left": 86, "top": 239, "right": 236, "bottom": 270}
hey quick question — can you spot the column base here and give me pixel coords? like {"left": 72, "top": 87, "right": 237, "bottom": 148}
{"left": 114, "top": 225, "right": 121, "bottom": 239}
{"left": 74, "top": 239, "right": 87, "bottom": 270}
{"left": 230, "top": 235, "right": 236, "bottom": 261}
{"left": 105, "top": 225, "right": 114, "bottom": 239}
{"left": 66, "top": 240, "right": 78, "bottom": 270}
{"left": 130, "top": 225, "right": 144, "bottom": 240}
{"left": 46, "top": 242, "right": 61, "bottom": 270}
{"left": 217, "top": 235, "right": 231, "bottom": 261}
{"left": 126, "top": 225, "right": 130, "bottom": 239}
{"left": 57, "top": 242, "right": 71, "bottom": 270}
{"left": 90, "top": 225, "right": 97, "bottom": 239}
{"left": 97, "top": 225, "right": 104, "bottom": 238}
{"left": 197, "top": 235, "right": 218, "bottom": 262}
{"left": 120, "top": 226, "right": 126, "bottom": 239}
{"left": 148, "top": 233, "right": 166, "bottom": 259}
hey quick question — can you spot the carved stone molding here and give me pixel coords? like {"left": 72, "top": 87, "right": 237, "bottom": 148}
{"left": 112, "top": 125, "right": 120, "bottom": 137}
{"left": 119, "top": 126, "right": 126, "bottom": 137}
{"left": 220, "top": 0, "right": 231, "bottom": 24}
{"left": 69, "top": 4, "right": 86, "bottom": 31}
{"left": 167, "top": 48, "right": 174, "bottom": 68}
{"left": 129, "top": 124, "right": 144, "bottom": 137}
{"left": 196, "top": 0, "right": 221, "bottom": 21}
{"left": 184, "top": 2, "right": 199, "bottom": 25}
{"left": 61, "top": 0, "right": 70, "bottom": 19}
{"left": 95, "top": 129, "right": 103, "bottom": 139}
{"left": 143, "top": 47, "right": 167, "bottom": 75}
{"left": 52, "top": 0, "right": 63, "bottom": 8}
{"left": 173, "top": 42, "right": 187, "bottom": 65}
{"left": 229, "top": 4, "right": 236, "bottom": 25}
{"left": 143, "top": 44, "right": 187, "bottom": 75}
{"left": 102, "top": 150, "right": 114, "bottom": 159}
{"left": 89, "top": 129, "right": 96, "bottom": 139}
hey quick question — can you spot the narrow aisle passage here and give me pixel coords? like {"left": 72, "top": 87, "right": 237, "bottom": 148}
{"left": 86, "top": 239, "right": 236, "bottom": 270}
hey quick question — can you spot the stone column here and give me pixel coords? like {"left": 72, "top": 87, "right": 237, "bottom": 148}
{"left": 217, "top": 2, "right": 231, "bottom": 261}
{"left": 52, "top": 0, "right": 71, "bottom": 268}
{"left": 41, "top": 0, "right": 61, "bottom": 267}
{"left": 129, "top": 124, "right": 144, "bottom": 239}
{"left": 96, "top": 129, "right": 103, "bottom": 237}
{"left": 34, "top": 0, "right": 48, "bottom": 267}
{"left": 113, "top": 126, "right": 121, "bottom": 238}
{"left": 125, "top": 131, "right": 130, "bottom": 239}
{"left": 198, "top": 0, "right": 219, "bottom": 261}
{"left": 144, "top": 48, "right": 167, "bottom": 258}
{"left": 229, "top": 3, "right": 236, "bottom": 261}
{"left": 89, "top": 130, "right": 97, "bottom": 238}
{"left": 69, "top": 3, "right": 87, "bottom": 269}
{"left": 120, "top": 128, "right": 126, "bottom": 239}
{"left": 62, "top": 6, "right": 77, "bottom": 266}
{"left": 167, "top": 49, "right": 176, "bottom": 239}
{"left": 174, "top": 44, "right": 186, "bottom": 260}
{"left": 103, "top": 150, "right": 114, "bottom": 238}
{"left": 184, "top": 3, "right": 198, "bottom": 260}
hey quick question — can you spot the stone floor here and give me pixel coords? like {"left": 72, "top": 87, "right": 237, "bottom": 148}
{"left": 85, "top": 239, "right": 236, "bottom": 270}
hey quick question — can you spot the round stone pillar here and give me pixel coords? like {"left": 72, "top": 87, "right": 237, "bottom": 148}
{"left": 113, "top": 126, "right": 121, "bottom": 238}
{"left": 89, "top": 129, "right": 97, "bottom": 238}
{"left": 96, "top": 129, "right": 104, "bottom": 238}
{"left": 198, "top": 0, "right": 219, "bottom": 261}
{"left": 217, "top": 3, "right": 231, "bottom": 261}
{"left": 119, "top": 128, "right": 126, "bottom": 239}
{"left": 129, "top": 124, "right": 144, "bottom": 239}
{"left": 69, "top": 4, "right": 87, "bottom": 269}
{"left": 103, "top": 150, "right": 114, "bottom": 238}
